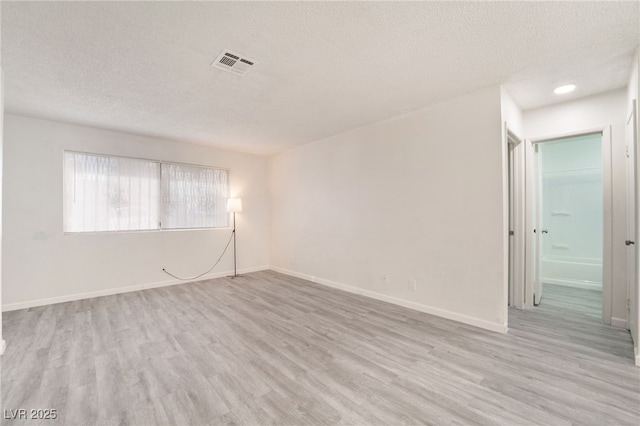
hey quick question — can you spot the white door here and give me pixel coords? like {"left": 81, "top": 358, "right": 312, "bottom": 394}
{"left": 627, "top": 100, "right": 638, "bottom": 344}
{"left": 534, "top": 143, "right": 545, "bottom": 305}
{"left": 525, "top": 142, "right": 543, "bottom": 306}
{"left": 508, "top": 141, "right": 515, "bottom": 307}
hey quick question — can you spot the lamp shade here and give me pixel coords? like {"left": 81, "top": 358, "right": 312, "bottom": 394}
{"left": 227, "top": 198, "right": 243, "bottom": 213}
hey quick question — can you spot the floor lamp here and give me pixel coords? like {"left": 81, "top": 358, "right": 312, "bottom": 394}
{"left": 227, "top": 198, "right": 242, "bottom": 278}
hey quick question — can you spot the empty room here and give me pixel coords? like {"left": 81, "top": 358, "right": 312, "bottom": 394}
{"left": 1, "top": 1, "right": 639, "bottom": 425}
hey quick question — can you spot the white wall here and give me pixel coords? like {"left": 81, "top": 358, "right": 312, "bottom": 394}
{"left": 500, "top": 87, "right": 524, "bottom": 139}
{"left": 2, "top": 115, "right": 270, "bottom": 310}
{"left": 628, "top": 47, "right": 639, "bottom": 114}
{"left": 269, "top": 86, "right": 507, "bottom": 332}
{"left": 524, "top": 89, "right": 628, "bottom": 325}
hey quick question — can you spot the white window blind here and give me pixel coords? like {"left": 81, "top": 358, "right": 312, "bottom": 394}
{"left": 64, "top": 151, "right": 230, "bottom": 232}
{"left": 161, "top": 163, "right": 229, "bottom": 229}
{"left": 64, "top": 152, "right": 160, "bottom": 232}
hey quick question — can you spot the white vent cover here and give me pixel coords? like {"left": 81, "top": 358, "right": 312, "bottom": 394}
{"left": 211, "top": 50, "right": 255, "bottom": 76}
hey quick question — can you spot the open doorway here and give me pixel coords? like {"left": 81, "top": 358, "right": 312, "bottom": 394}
{"left": 507, "top": 126, "right": 613, "bottom": 324}
{"left": 533, "top": 134, "right": 604, "bottom": 318}
{"left": 516, "top": 126, "right": 614, "bottom": 324}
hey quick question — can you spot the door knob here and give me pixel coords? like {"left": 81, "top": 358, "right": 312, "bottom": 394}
{"left": 626, "top": 240, "right": 635, "bottom": 246}
{"left": 541, "top": 229, "right": 549, "bottom": 234}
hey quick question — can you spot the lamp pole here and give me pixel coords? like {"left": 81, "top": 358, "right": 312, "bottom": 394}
{"left": 231, "top": 211, "right": 238, "bottom": 278}
{"left": 227, "top": 198, "right": 242, "bottom": 279}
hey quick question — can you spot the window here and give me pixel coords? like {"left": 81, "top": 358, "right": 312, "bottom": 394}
{"left": 161, "top": 163, "right": 229, "bottom": 229}
{"left": 64, "top": 151, "right": 230, "bottom": 232}
{"left": 64, "top": 152, "right": 160, "bottom": 232}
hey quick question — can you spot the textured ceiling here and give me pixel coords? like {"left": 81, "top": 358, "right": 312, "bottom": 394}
{"left": 1, "top": 2, "right": 639, "bottom": 155}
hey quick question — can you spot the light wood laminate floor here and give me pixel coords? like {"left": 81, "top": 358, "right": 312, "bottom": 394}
{"left": 2, "top": 271, "right": 639, "bottom": 425}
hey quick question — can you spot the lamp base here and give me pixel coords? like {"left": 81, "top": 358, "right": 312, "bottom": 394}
{"left": 227, "top": 274, "right": 242, "bottom": 279}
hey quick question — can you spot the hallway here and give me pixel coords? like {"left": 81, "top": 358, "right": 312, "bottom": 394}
{"left": 509, "top": 283, "right": 633, "bottom": 364}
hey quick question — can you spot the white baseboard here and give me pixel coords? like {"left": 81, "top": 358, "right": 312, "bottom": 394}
{"left": 543, "top": 278, "right": 602, "bottom": 291}
{"left": 0, "top": 339, "right": 6, "bottom": 356}
{"left": 1, "top": 265, "right": 270, "bottom": 312}
{"left": 270, "top": 267, "right": 507, "bottom": 334}
{"left": 635, "top": 345, "right": 640, "bottom": 367}
{"left": 611, "top": 316, "right": 628, "bottom": 329}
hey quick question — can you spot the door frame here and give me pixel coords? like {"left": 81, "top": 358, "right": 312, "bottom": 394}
{"left": 520, "top": 126, "right": 613, "bottom": 324}
{"left": 506, "top": 126, "right": 526, "bottom": 309}
{"left": 626, "top": 99, "right": 640, "bottom": 366}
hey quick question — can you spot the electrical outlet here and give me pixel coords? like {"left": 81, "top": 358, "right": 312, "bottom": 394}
{"left": 382, "top": 274, "right": 388, "bottom": 285}
{"left": 409, "top": 279, "right": 417, "bottom": 291}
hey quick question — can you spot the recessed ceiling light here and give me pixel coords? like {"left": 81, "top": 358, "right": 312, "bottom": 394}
{"left": 554, "top": 84, "right": 576, "bottom": 95}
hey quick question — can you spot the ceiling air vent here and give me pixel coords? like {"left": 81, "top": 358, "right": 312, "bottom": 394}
{"left": 211, "top": 50, "right": 255, "bottom": 76}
